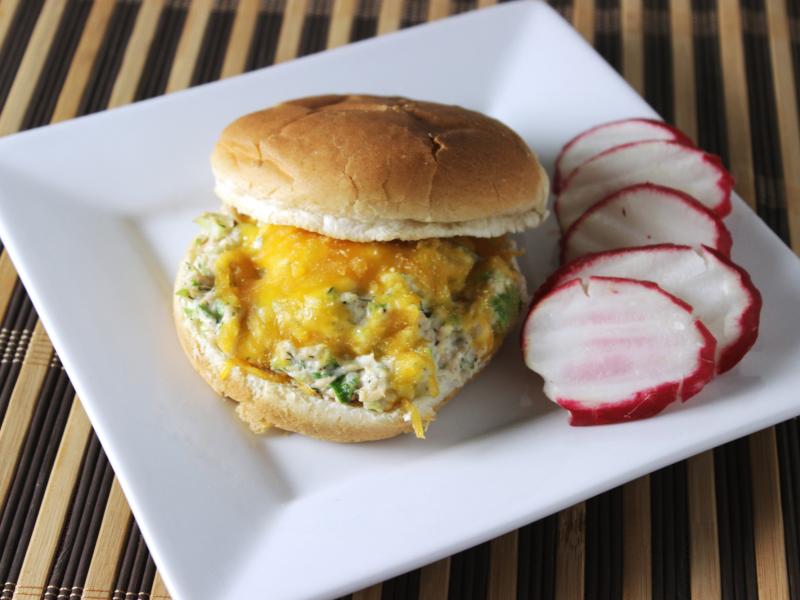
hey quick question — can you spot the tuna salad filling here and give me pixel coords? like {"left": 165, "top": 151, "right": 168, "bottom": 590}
{"left": 176, "top": 211, "right": 525, "bottom": 417}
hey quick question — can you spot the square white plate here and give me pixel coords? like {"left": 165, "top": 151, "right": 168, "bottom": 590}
{"left": 1, "top": 2, "right": 799, "bottom": 598}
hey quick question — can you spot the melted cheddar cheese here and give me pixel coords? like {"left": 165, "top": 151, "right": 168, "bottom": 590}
{"left": 182, "top": 213, "right": 523, "bottom": 413}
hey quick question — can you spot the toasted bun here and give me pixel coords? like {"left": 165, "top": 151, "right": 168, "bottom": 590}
{"left": 173, "top": 244, "right": 518, "bottom": 443}
{"left": 211, "top": 94, "right": 549, "bottom": 241}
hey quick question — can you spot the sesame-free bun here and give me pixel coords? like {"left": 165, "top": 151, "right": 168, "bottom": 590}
{"left": 173, "top": 246, "right": 520, "bottom": 442}
{"left": 211, "top": 94, "right": 549, "bottom": 241}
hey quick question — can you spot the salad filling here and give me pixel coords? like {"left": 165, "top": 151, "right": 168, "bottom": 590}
{"left": 177, "top": 211, "right": 525, "bottom": 422}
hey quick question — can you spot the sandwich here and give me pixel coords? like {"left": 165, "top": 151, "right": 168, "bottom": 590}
{"left": 173, "top": 94, "right": 548, "bottom": 442}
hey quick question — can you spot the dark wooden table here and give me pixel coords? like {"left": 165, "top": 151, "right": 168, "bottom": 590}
{"left": 1, "top": 1, "right": 798, "bottom": 598}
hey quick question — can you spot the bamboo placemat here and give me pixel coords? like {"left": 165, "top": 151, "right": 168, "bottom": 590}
{"left": 0, "top": 1, "right": 798, "bottom": 598}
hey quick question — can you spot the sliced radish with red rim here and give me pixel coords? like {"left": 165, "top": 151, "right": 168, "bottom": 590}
{"left": 554, "top": 118, "right": 693, "bottom": 192}
{"left": 535, "top": 244, "right": 761, "bottom": 374}
{"left": 555, "top": 140, "right": 733, "bottom": 231}
{"left": 560, "top": 183, "right": 732, "bottom": 263}
{"left": 522, "top": 277, "right": 716, "bottom": 425}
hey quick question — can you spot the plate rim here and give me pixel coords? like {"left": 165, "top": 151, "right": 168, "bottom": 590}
{"left": 0, "top": 2, "right": 798, "bottom": 598}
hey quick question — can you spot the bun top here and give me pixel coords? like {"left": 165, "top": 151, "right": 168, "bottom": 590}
{"left": 211, "top": 94, "right": 549, "bottom": 241}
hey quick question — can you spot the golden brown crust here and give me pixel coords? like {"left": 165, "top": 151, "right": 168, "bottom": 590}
{"left": 211, "top": 95, "right": 549, "bottom": 236}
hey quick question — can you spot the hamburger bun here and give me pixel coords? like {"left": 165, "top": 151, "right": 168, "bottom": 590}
{"left": 211, "top": 94, "right": 549, "bottom": 241}
{"left": 175, "top": 95, "right": 545, "bottom": 442}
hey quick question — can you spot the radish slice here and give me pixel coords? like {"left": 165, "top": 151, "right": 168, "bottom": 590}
{"left": 554, "top": 118, "right": 693, "bottom": 192}
{"left": 561, "top": 183, "right": 732, "bottom": 263}
{"left": 556, "top": 140, "right": 733, "bottom": 230}
{"left": 536, "top": 245, "right": 761, "bottom": 374}
{"left": 522, "top": 277, "right": 716, "bottom": 425}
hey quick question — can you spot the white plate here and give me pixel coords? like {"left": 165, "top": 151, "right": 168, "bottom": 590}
{"left": 0, "top": 2, "right": 798, "bottom": 598}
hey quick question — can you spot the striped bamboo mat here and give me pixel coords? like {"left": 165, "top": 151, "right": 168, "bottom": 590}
{"left": 0, "top": 0, "right": 798, "bottom": 598}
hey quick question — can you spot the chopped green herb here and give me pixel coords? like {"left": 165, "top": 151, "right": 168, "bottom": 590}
{"left": 199, "top": 303, "right": 223, "bottom": 323}
{"left": 312, "top": 360, "right": 340, "bottom": 380}
{"left": 175, "top": 288, "right": 191, "bottom": 299}
{"left": 490, "top": 286, "right": 521, "bottom": 332}
{"left": 331, "top": 373, "right": 360, "bottom": 403}
{"left": 189, "top": 278, "right": 211, "bottom": 291}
